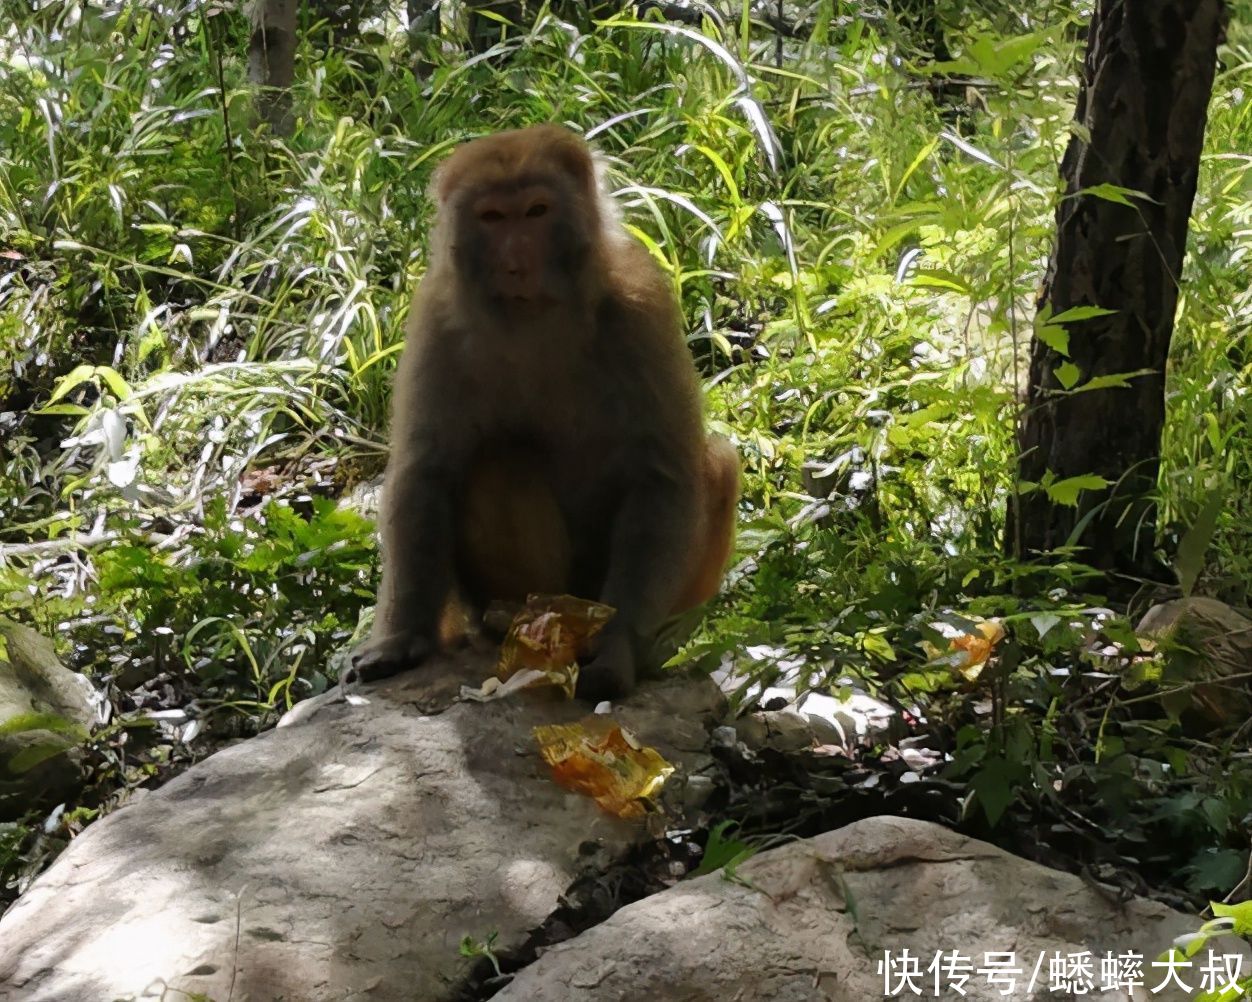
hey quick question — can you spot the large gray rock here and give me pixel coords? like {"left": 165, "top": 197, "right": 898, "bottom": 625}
{"left": 496, "top": 816, "right": 1199, "bottom": 1002}
{"left": 0, "top": 652, "right": 723, "bottom": 1002}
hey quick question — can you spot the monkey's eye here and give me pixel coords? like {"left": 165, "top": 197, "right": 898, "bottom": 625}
{"left": 525, "top": 203, "right": 549, "bottom": 218}
{"left": 480, "top": 209, "right": 506, "bottom": 223}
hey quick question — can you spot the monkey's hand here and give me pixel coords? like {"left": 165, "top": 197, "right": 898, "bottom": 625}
{"left": 575, "top": 629, "right": 638, "bottom": 703}
{"left": 342, "top": 632, "right": 434, "bottom": 688}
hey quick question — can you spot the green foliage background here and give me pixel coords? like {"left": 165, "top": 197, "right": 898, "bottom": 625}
{"left": 3, "top": 0, "right": 1252, "bottom": 904}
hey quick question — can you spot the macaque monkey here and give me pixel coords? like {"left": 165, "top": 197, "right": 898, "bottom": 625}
{"left": 351, "top": 124, "right": 738, "bottom": 701}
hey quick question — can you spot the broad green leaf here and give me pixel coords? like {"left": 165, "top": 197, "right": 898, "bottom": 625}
{"left": 1177, "top": 488, "right": 1224, "bottom": 597}
{"left": 1190, "top": 849, "right": 1247, "bottom": 893}
{"left": 1049, "top": 306, "right": 1116, "bottom": 324}
{"left": 861, "top": 631, "right": 897, "bottom": 661}
{"left": 0, "top": 711, "right": 88, "bottom": 739}
{"left": 1064, "top": 369, "right": 1156, "bottom": 394}
{"left": 1054, "top": 361, "right": 1081, "bottom": 389}
{"left": 8, "top": 739, "right": 75, "bottom": 773}
{"left": 1075, "top": 183, "right": 1155, "bottom": 207}
{"left": 1044, "top": 475, "right": 1109, "bottom": 507}
{"left": 1030, "top": 613, "right": 1061, "bottom": 639}
{"left": 970, "top": 758, "right": 1018, "bottom": 826}
{"left": 41, "top": 364, "right": 98, "bottom": 406}
{"left": 1034, "top": 323, "right": 1069, "bottom": 356}
{"left": 909, "top": 269, "right": 969, "bottom": 294}
{"left": 1211, "top": 901, "right": 1252, "bottom": 936}
{"left": 969, "top": 30, "right": 1050, "bottom": 78}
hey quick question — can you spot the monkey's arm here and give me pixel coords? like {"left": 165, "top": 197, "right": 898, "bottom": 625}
{"left": 351, "top": 333, "right": 465, "bottom": 682}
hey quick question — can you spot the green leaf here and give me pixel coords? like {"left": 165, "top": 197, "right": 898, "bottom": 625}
{"left": 1176, "top": 487, "right": 1223, "bottom": 597}
{"left": 893, "top": 139, "right": 939, "bottom": 201}
{"left": 1049, "top": 306, "right": 1116, "bottom": 324}
{"left": 692, "top": 820, "right": 756, "bottom": 876}
{"left": 1211, "top": 900, "right": 1252, "bottom": 936}
{"left": 1033, "top": 303, "right": 1119, "bottom": 358}
{"left": 970, "top": 758, "right": 1018, "bottom": 826}
{"left": 1054, "top": 361, "right": 1081, "bottom": 389}
{"left": 1030, "top": 613, "right": 1060, "bottom": 639}
{"left": 908, "top": 268, "right": 969, "bottom": 293}
{"left": 93, "top": 365, "right": 133, "bottom": 402}
{"left": 927, "top": 30, "right": 1050, "bottom": 80}
{"left": 1044, "top": 475, "right": 1110, "bottom": 507}
{"left": 7, "top": 739, "right": 75, "bottom": 773}
{"left": 1189, "top": 849, "right": 1246, "bottom": 893}
{"left": 1078, "top": 183, "right": 1139, "bottom": 207}
{"left": 0, "top": 711, "right": 88, "bottom": 740}
{"left": 1034, "top": 323, "right": 1069, "bottom": 356}
{"left": 40, "top": 364, "right": 98, "bottom": 407}
{"left": 970, "top": 30, "right": 1049, "bottom": 78}
{"left": 32, "top": 403, "right": 90, "bottom": 417}
{"left": 860, "top": 631, "right": 897, "bottom": 661}
{"left": 1063, "top": 369, "right": 1156, "bottom": 394}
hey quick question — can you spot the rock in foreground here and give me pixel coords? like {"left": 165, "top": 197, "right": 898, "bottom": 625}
{"left": 0, "top": 653, "right": 722, "bottom": 1002}
{"left": 496, "top": 815, "right": 1197, "bottom": 1002}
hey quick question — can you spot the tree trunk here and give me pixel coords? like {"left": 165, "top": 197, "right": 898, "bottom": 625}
{"left": 1009, "top": 0, "right": 1226, "bottom": 576}
{"left": 465, "top": 0, "right": 528, "bottom": 52}
{"left": 248, "top": 0, "right": 298, "bottom": 136}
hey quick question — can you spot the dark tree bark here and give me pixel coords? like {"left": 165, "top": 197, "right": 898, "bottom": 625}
{"left": 248, "top": 0, "right": 298, "bottom": 136}
{"left": 465, "top": 0, "right": 527, "bottom": 52}
{"left": 305, "top": 0, "right": 389, "bottom": 49}
{"left": 1009, "top": 0, "right": 1226, "bottom": 576}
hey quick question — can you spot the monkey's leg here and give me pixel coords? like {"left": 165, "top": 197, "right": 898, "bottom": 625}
{"left": 579, "top": 438, "right": 738, "bottom": 702}
{"left": 671, "top": 434, "right": 740, "bottom": 613}
{"left": 458, "top": 452, "right": 573, "bottom": 610}
{"left": 577, "top": 471, "right": 700, "bottom": 702}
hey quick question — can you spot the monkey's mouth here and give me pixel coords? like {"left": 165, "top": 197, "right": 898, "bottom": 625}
{"left": 495, "top": 291, "right": 555, "bottom": 309}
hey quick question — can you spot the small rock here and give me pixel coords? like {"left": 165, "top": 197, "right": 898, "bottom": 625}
{"left": 0, "top": 621, "right": 100, "bottom": 819}
{"left": 1136, "top": 596, "right": 1252, "bottom": 725}
{"left": 734, "top": 709, "right": 813, "bottom": 753}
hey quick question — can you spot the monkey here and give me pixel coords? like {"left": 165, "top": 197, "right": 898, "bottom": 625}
{"left": 349, "top": 124, "right": 739, "bottom": 702}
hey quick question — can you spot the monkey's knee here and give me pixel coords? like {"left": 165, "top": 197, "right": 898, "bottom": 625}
{"left": 459, "top": 454, "right": 572, "bottom": 604}
{"left": 672, "top": 435, "right": 739, "bottom": 614}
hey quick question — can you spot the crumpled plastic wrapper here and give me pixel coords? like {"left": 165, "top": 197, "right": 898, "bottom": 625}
{"left": 495, "top": 594, "right": 616, "bottom": 699}
{"left": 923, "top": 618, "right": 1006, "bottom": 682}
{"left": 533, "top": 717, "right": 675, "bottom": 819}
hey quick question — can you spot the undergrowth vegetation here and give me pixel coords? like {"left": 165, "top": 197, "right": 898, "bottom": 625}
{"left": 3, "top": 0, "right": 1252, "bottom": 907}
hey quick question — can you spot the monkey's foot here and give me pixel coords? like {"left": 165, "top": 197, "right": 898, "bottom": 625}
{"left": 341, "top": 634, "right": 434, "bottom": 689}
{"left": 575, "top": 633, "right": 638, "bottom": 703}
{"left": 480, "top": 600, "right": 524, "bottom": 638}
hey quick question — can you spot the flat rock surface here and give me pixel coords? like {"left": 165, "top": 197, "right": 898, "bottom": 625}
{"left": 495, "top": 815, "right": 1199, "bottom": 1002}
{"left": 0, "top": 652, "right": 723, "bottom": 1002}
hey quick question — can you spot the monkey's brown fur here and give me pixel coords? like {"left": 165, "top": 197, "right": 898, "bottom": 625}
{"left": 352, "top": 124, "right": 739, "bottom": 700}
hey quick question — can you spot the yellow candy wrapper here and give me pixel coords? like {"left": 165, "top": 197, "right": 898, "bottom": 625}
{"left": 533, "top": 717, "right": 675, "bottom": 819}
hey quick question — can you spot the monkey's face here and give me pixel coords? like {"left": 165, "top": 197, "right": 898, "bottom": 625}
{"left": 454, "top": 181, "right": 590, "bottom": 310}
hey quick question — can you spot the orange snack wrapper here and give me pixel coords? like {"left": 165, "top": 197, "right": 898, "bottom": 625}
{"left": 497, "top": 594, "right": 616, "bottom": 698}
{"left": 533, "top": 717, "right": 674, "bottom": 819}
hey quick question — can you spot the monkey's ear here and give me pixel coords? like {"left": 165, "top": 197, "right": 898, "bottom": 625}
{"left": 429, "top": 160, "right": 456, "bottom": 205}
